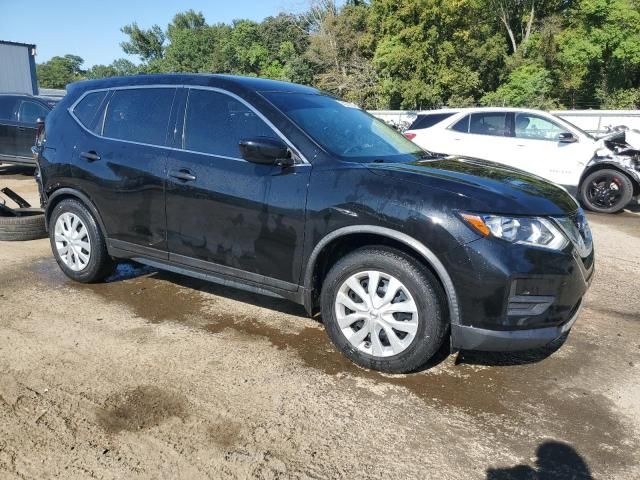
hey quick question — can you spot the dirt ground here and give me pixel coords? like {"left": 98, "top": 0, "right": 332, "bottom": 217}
{"left": 1, "top": 165, "right": 639, "bottom": 479}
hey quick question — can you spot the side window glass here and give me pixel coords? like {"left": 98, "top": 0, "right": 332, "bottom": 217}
{"left": 0, "top": 96, "right": 18, "bottom": 121}
{"left": 19, "top": 101, "right": 49, "bottom": 124}
{"left": 515, "top": 113, "right": 568, "bottom": 141}
{"left": 73, "top": 91, "right": 108, "bottom": 131}
{"left": 451, "top": 115, "right": 470, "bottom": 133}
{"left": 184, "top": 89, "right": 278, "bottom": 157}
{"left": 469, "top": 113, "right": 509, "bottom": 137}
{"left": 103, "top": 88, "right": 176, "bottom": 146}
{"left": 410, "top": 113, "right": 454, "bottom": 130}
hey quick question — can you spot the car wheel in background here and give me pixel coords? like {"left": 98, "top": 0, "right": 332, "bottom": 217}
{"left": 320, "top": 246, "right": 448, "bottom": 373}
{"left": 49, "top": 199, "right": 114, "bottom": 283}
{"left": 580, "top": 169, "right": 634, "bottom": 214}
{"left": 0, "top": 208, "right": 47, "bottom": 241}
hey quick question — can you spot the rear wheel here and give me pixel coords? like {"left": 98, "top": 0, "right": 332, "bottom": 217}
{"left": 580, "top": 169, "right": 634, "bottom": 213}
{"left": 320, "top": 247, "right": 448, "bottom": 373}
{"left": 49, "top": 199, "right": 114, "bottom": 283}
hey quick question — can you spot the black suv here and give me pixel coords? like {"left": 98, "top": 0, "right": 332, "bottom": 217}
{"left": 0, "top": 94, "right": 58, "bottom": 166}
{"left": 35, "top": 74, "right": 594, "bottom": 373}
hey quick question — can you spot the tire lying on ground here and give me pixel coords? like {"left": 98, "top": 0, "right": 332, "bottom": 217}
{"left": 0, "top": 208, "right": 47, "bottom": 241}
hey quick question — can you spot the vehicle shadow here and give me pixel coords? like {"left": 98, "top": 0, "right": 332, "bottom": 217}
{"left": 454, "top": 333, "right": 568, "bottom": 367}
{"left": 486, "top": 440, "right": 593, "bottom": 479}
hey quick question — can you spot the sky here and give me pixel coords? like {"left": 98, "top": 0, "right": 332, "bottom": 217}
{"left": 0, "top": 0, "right": 323, "bottom": 68}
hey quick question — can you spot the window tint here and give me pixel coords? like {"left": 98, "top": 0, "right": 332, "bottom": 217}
{"left": 184, "top": 89, "right": 278, "bottom": 157}
{"left": 451, "top": 115, "right": 470, "bottom": 133}
{"left": 514, "top": 113, "right": 568, "bottom": 141}
{"left": 469, "top": 112, "right": 509, "bottom": 136}
{"left": 73, "top": 91, "right": 108, "bottom": 130}
{"left": 409, "top": 113, "right": 455, "bottom": 130}
{"left": 18, "top": 101, "right": 49, "bottom": 124}
{"left": 0, "top": 96, "right": 18, "bottom": 121}
{"left": 103, "top": 88, "right": 175, "bottom": 146}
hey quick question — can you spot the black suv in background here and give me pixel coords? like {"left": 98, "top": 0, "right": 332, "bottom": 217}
{"left": 0, "top": 94, "right": 58, "bottom": 166}
{"left": 34, "top": 74, "right": 594, "bottom": 373}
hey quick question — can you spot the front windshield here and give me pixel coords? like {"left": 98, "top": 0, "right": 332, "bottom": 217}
{"left": 263, "top": 92, "right": 424, "bottom": 161}
{"left": 552, "top": 114, "right": 595, "bottom": 140}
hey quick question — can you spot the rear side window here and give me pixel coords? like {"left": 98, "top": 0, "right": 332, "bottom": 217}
{"left": 73, "top": 91, "right": 108, "bottom": 130}
{"left": 18, "top": 100, "right": 49, "bottom": 124}
{"left": 450, "top": 115, "right": 470, "bottom": 133}
{"left": 0, "top": 96, "right": 18, "bottom": 121}
{"left": 409, "top": 113, "right": 454, "bottom": 130}
{"left": 103, "top": 88, "right": 176, "bottom": 146}
{"left": 469, "top": 112, "right": 509, "bottom": 136}
{"left": 183, "top": 89, "right": 278, "bottom": 157}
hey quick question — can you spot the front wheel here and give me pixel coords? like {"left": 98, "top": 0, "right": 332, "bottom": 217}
{"left": 320, "top": 247, "right": 448, "bottom": 373}
{"left": 580, "top": 169, "right": 634, "bottom": 214}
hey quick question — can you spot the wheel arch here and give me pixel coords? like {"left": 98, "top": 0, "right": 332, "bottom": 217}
{"left": 580, "top": 162, "right": 640, "bottom": 197}
{"left": 303, "top": 226, "right": 460, "bottom": 325}
{"left": 45, "top": 188, "right": 108, "bottom": 235}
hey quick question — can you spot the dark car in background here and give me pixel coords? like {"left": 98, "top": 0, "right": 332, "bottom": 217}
{"left": 0, "top": 94, "right": 58, "bottom": 166}
{"left": 34, "top": 74, "right": 594, "bottom": 373}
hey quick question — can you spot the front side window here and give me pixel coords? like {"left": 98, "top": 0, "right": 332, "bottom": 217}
{"left": 183, "top": 89, "right": 278, "bottom": 157}
{"left": 73, "top": 91, "right": 108, "bottom": 131}
{"left": 469, "top": 112, "right": 509, "bottom": 137}
{"left": 515, "top": 113, "right": 569, "bottom": 141}
{"left": 0, "top": 96, "right": 19, "bottom": 121}
{"left": 103, "top": 88, "right": 176, "bottom": 146}
{"left": 18, "top": 101, "right": 49, "bottom": 124}
{"left": 263, "top": 92, "right": 423, "bottom": 161}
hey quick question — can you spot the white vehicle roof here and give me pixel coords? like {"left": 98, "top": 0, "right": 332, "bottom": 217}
{"left": 414, "top": 107, "right": 554, "bottom": 116}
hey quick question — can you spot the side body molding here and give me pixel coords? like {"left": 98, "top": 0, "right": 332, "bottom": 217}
{"left": 303, "top": 225, "right": 460, "bottom": 325}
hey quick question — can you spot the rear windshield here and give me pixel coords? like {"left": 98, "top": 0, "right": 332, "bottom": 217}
{"left": 408, "top": 113, "right": 455, "bottom": 130}
{"left": 263, "top": 92, "right": 424, "bottom": 162}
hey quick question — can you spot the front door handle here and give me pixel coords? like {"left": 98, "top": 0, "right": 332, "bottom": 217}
{"left": 80, "top": 151, "right": 101, "bottom": 162}
{"left": 169, "top": 169, "right": 197, "bottom": 182}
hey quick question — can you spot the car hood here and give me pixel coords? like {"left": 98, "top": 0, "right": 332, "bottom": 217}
{"left": 367, "top": 156, "right": 579, "bottom": 216}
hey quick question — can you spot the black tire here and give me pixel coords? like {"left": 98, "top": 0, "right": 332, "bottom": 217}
{"left": 580, "top": 169, "right": 634, "bottom": 214}
{"left": 49, "top": 199, "right": 115, "bottom": 283}
{"left": 320, "top": 246, "right": 448, "bottom": 373}
{"left": 0, "top": 208, "right": 47, "bottom": 241}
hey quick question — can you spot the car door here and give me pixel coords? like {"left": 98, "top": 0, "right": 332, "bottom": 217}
{"left": 69, "top": 86, "right": 177, "bottom": 254}
{"left": 0, "top": 96, "right": 21, "bottom": 160}
{"left": 501, "top": 112, "right": 590, "bottom": 188}
{"left": 165, "top": 87, "right": 311, "bottom": 289}
{"left": 16, "top": 99, "right": 50, "bottom": 157}
{"left": 440, "top": 112, "right": 513, "bottom": 162}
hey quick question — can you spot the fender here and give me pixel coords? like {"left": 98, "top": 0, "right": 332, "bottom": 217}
{"left": 44, "top": 187, "right": 108, "bottom": 235}
{"left": 583, "top": 158, "right": 640, "bottom": 185}
{"left": 303, "top": 225, "right": 460, "bottom": 326}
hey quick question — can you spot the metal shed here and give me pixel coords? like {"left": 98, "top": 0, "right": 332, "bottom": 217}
{"left": 0, "top": 40, "right": 38, "bottom": 95}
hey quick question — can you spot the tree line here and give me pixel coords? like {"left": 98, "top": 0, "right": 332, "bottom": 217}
{"left": 37, "top": 0, "right": 640, "bottom": 110}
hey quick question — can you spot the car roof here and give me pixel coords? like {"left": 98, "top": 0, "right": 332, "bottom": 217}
{"left": 67, "top": 73, "right": 320, "bottom": 96}
{"left": 415, "top": 107, "right": 552, "bottom": 116}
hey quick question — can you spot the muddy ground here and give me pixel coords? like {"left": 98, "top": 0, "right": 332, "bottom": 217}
{"left": 0, "top": 165, "right": 639, "bottom": 479}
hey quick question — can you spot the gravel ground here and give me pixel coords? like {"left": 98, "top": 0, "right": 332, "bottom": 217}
{"left": 1, "top": 165, "right": 639, "bottom": 479}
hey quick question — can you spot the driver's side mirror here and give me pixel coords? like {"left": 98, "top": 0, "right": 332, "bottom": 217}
{"left": 557, "top": 132, "right": 577, "bottom": 143}
{"left": 239, "top": 138, "right": 293, "bottom": 167}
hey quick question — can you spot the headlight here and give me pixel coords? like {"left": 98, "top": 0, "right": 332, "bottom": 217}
{"left": 461, "top": 213, "right": 569, "bottom": 250}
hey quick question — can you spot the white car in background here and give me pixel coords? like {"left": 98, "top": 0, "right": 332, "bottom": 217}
{"left": 403, "top": 107, "right": 640, "bottom": 213}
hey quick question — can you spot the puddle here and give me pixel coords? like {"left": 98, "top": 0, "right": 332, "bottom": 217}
{"left": 96, "top": 385, "right": 188, "bottom": 434}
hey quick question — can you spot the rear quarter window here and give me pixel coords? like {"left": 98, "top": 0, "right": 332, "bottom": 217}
{"left": 409, "top": 113, "right": 455, "bottom": 130}
{"left": 73, "top": 91, "right": 108, "bottom": 131}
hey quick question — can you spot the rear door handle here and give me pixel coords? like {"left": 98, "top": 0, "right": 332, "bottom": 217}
{"left": 80, "top": 151, "right": 101, "bottom": 162}
{"left": 169, "top": 169, "right": 197, "bottom": 182}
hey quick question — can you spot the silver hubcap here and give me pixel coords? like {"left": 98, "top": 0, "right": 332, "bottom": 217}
{"left": 54, "top": 213, "right": 91, "bottom": 272}
{"left": 335, "top": 271, "right": 419, "bottom": 358}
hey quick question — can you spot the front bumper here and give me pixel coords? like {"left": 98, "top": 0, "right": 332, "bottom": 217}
{"left": 451, "top": 300, "right": 582, "bottom": 351}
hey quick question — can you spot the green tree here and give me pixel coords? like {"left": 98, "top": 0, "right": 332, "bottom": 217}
{"left": 37, "top": 54, "right": 85, "bottom": 89}
{"left": 481, "top": 63, "right": 557, "bottom": 107}
{"left": 120, "top": 22, "right": 165, "bottom": 62}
